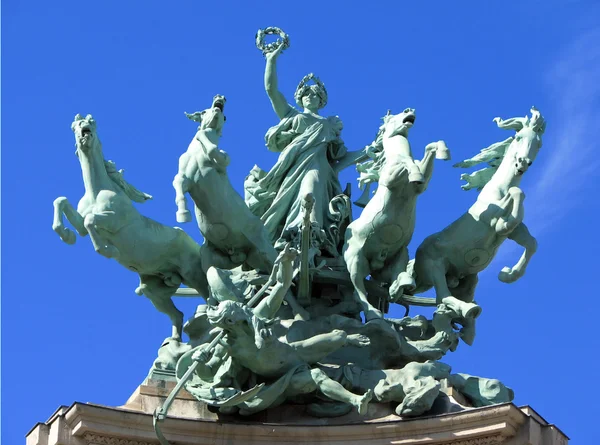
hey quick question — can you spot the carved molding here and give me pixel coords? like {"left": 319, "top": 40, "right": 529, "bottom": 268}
{"left": 84, "top": 433, "right": 156, "bottom": 445}
{"left": 83, "top": 431, "right": 506, "bottom": 445}
{"left": 450, "top": 435, "right": 505, "bottom": 445}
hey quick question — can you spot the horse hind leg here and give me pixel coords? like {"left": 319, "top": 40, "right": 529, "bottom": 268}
{"left": 53, "top": 197, "right": 87, "bottom": 245}
{"left": 344, "top": 247, "right": 383, "bottom": 321}
{"left": 173, "top": 173, "right": 192, "bottom": 223}
{"left": 136, "top": 275, "right": 184, "bottom": 340}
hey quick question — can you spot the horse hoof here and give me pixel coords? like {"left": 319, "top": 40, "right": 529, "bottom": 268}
{"left": 176, "top": 210, "right": 192, "bottom": 223}
{"left": 498, "top": 267, "right": 520, "bottom": 283}
{"left": 61, "top": 228, "right": 77, "bottom": 245}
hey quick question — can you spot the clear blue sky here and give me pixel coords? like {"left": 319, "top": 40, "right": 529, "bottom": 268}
{"left": 3, "top": 1, "right": 600, "bottom": 443}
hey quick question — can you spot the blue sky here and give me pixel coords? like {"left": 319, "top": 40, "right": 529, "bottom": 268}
{"left": 2, "top": 1, "right": 600, "bottom": 443}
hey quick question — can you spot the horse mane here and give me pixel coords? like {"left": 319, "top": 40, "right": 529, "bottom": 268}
{"left": 104, "top": 160, "right": 153, "bottom": 203}
{"left": 356, "top": 116, "right": 389, "bottom": 188}
{"left": 453, "top": 137, "right": 512, "bottom": 191}
{"left": 454, "top": 107, "right": 546, "bottom": 191}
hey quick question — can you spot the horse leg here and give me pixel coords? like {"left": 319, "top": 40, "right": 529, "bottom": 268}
{"left": 52, "top": 197, "right": 87, "bottom": 244}
{"left": 380, "top": 247, "right": 415, "bottom": 305}
{"left": 451, "top": 273, "right": 479, "bottom": 303}
{"left": 417, "top": 255, "right": 452, "bottom": 306}
{"left": 498, "top": 222, "right": 537, "bottom": 283}
{"left": 83, "top": 212, "right": 120, "bottom": 259}
{"left": 173, "top": 173, "right": 192, "bottom": 223}
{"left": 345, "top": 247, "right": 383, "bottom": 321}
{"left": 496, "top": 187, "right": 525, "bottom": 236}
{"left": 383, "top": 135, "right": 423, "bottom": 183}
{"left": 415, "top": 141, "right": 450, "bottom": 194}
{"left": 136, "top": 274, "right": 184, "bottom": 340}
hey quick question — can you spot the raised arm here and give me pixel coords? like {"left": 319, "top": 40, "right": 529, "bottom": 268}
{"left": 265, "top": 45, "right": 293, "bottom": 120}
{"left": 254, "top": 245, "right": 297, "bottom": 320}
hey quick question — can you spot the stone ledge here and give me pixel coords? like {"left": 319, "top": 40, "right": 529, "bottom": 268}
{"left": 26, "top": 399, "right": 569, "bottom": 445}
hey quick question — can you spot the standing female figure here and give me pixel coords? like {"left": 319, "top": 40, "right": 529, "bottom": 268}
{"left": 245, "top": 44, "right": 349, "bottom": 253}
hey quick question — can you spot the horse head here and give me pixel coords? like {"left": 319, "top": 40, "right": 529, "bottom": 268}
{"left": 455, "top": 107, "right": 546, "bottom": 191}
{"left": 381, "top": 108, "right": 416, "bottom": 139}
{"left": 72, "top": 114, "right": 99, "bottom": 153}
{"left": 356, "top": 108, "right": 417, "bottom": 192}
{"left": 499, "top": 107, "right": 545, "bottom": 178}
{"left": 187, "top": 95, "right": 227, "bottom": 136}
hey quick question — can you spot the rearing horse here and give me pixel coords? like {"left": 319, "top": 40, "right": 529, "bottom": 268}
{"left": 52, "top": 114, "right": 209, "bottom": 340}
{"left": 173, "top": 95, "right": 277, "bottom": 272}
{"left": 343, "top": 109, "right": 450, "bottom": 321}
{"left": 410, "top": 107, "right": 545, "bottom": 305}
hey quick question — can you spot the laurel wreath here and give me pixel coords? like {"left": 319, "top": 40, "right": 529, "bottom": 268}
{"left": 255, "top": 27, "right": 290, "bottom": 55}
{"left": 294, "top": 73, "right": 328, "bottom": 109}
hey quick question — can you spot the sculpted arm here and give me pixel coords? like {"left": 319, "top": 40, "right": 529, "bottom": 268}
{"left": 265, "top": 45, "right": 293, "bottom": 120}
{"left": 254, "top": 245, "right": 297, "bottom": 320}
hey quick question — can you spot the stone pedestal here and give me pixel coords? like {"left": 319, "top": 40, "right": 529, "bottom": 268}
{"left": 27, "top": 379, "right": 569, "bottom": 445}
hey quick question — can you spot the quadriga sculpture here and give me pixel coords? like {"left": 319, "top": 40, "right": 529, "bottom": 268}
{"left": 410, "top": 107, "right": 545, "bottom": 305}
{"left": 344, "top": 109, "right": 450, "bottom": 321}
{"left": 52, "top": 114, "right": 208, "bottom": 340}
{"left": 173, "top": 95, "right": 277, "bottom": 271}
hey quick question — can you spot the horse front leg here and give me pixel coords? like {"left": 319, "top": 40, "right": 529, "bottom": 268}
{"left": 52, "top": 197, "right": 88, "bottom": 245}
{"left": 382, "top": 135, "right": 424, "bottom": 183}
{"left": 415, "top": 141, "right": 450, "bottom": 193}
{"left": 173, "top": 173, "right": 192, "bottom": 223}
{"left": 498, "top": 222, "right": 537, "bottom": 284}
{"left": 496, "top": 187, "right": 525, "bottom": 236}
{"left": 83, "top": 212, "right": 120, "bottom": 259}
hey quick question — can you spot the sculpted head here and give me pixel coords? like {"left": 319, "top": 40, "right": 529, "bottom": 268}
{"left": 206, "top": 300, "right": 250, "bottom": 330}
{"left": 500, "top": 107, "right": 545, "bottom": 177}
{"left": 199, "top": 95, "right": 226, "bottom": 135}
{"left": 206, "top": 300, "right": 269, "bottom": 349}
{"left": 381, "top": 108, "right": 416, "bottom": 138}
{"left": 71, "top": 114, "right": 98, "bottom": 152}
{"left": 294, "top": 73, "right": 328, "bottom": 111}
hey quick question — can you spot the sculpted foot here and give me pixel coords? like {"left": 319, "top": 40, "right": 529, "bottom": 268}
{"left": 176, "top": 210, "right": 192, "bottom": 223}
{"left": 355, "top": 389, "right": 373, "bottom": 415}
{"left": 346, "top": 334, "right": 370, "bottom": 348}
